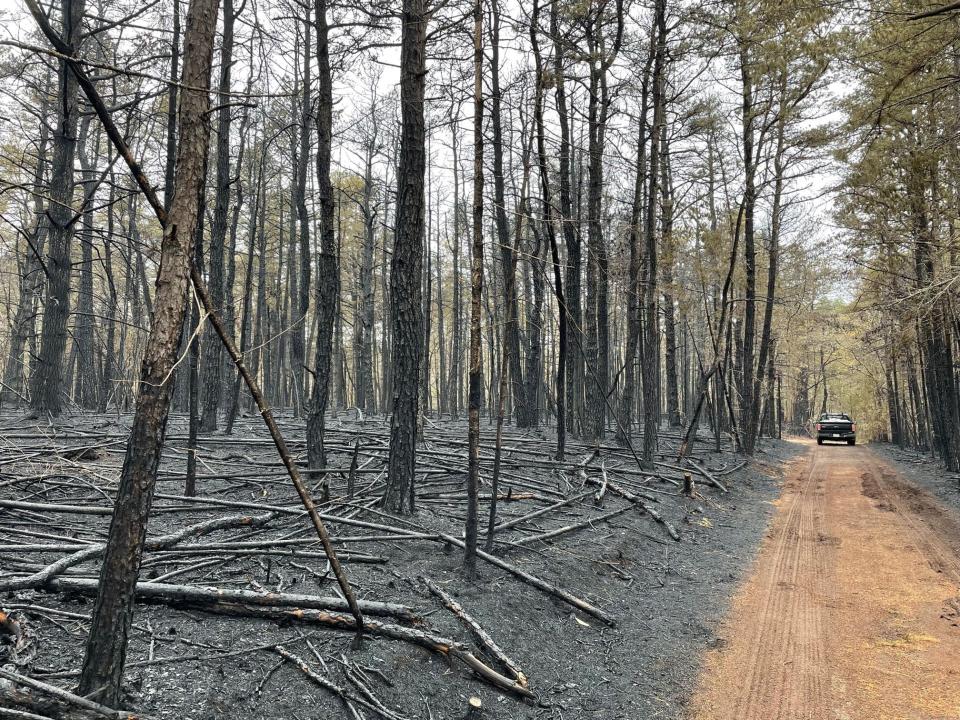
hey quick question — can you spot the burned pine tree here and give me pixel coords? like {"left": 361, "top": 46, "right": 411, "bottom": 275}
{"left": 29, "top": 0, "right": 86, "bottom": 417}
{"left": 381, "top": 0, "right": 428, "bottom": 514}
{"left": 68, "top": 0, "right": 221, "bottom": 701}
{"left": 306, "top": 0, "right": 339, "bottom": 474}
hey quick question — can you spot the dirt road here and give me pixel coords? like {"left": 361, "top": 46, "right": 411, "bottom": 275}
{"left": 690, "top": 441, "right": 960, "bottom": 720}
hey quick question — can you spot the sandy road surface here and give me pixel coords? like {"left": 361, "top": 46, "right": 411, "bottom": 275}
{"left": 690, "top": 441, "right": 960, "bottom": 720}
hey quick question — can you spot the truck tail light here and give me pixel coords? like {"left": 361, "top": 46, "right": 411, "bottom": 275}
{"left": 851, "top": 423, "right": 856, "bottom": 432}
{"left": 816, "top": 423, "right": 822, "bottom": 431}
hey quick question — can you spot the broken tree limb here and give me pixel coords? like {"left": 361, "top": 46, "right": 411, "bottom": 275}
{"left": 0, "top": 706, "right": 56, "bottom": 720}
{"left": 43, "top": 578, "right": 418, "bottom": 621}
{"left": 189, "top": 265, "right": 364, "bottom": 628}
{"left": 586, "top": 477, "right": 681, "bottom": 542}
{"left": 510, "top": 504, "right": 637, "bottom": 547}
{"left": 193, "top": 604, "right": 536, "bottom": 700}
{"left": 422, "top": 577, "right": 527, "bottom": 687}
{"left": 685, "top": 458, "right": 728, "bottom": 493}
{"left": 0, "top": 513, "right": 274, "bottom": 592}
{"left": 484, "top": 491, "right": 593, "bottom": 537}
{"left": 594, "top": 461, "right": 609, "bottom": 504}
{"left": 438, "top": 533, "right": 616, "bottom": 626}
{"left": 0, "top": 667, "right": 147, "bottom": 720}
{"left": 273, "top": 645, "right": 407, "bottom": 720}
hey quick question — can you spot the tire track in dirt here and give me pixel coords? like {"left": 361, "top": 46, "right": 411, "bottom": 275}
{"left": 690, "top": 451, "right": 832, "bottom": 719}
{"left": 863, "top": 461, "right": 960, "bottom": 582}
{"left": 689, "top": 442, "right": 960, "bottom": 720}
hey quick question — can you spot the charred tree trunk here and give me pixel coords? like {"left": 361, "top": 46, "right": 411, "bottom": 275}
{"left": 198, "top": 0, "right": 235, "bottom": 432}
{"left": 357, "top": 116, "right": 378, "bottom": 413}
{"left": 292, "top": 17, "right": 312, "bottom": 414}
{"left": 615, "top": 35, "right": 653, "bottom": 447}
{"left": 465, "top": 0, "right": 483, "bottom": 578}
{"left": 381, "top": 0, "right": 427, "bottom": 513}
{"left": 449, "top": 129, "right": 463, "bottom": 419}
{"left": 4, "top": 82, "right": 51, "bottom": 404}
{"left": 307, "top": 0, "right": 339, "bottom": 472}
{"left": 640, "top": 0, "right": 667, "bottom": 463}
{"left": 75, "top": 0, "right": 219, "bottom": 701}
{"left": 532, "top": 0, "right": 566, "bottom": 460}
{"left": 490, "top": 0, "right": 529, "bottom": 428}
{"left": 737, "top": 44, "right": 759, "bottom": 450}
{"left": 551, "top": 5, "right": 581, "bottom": 439}
{"left": 30, "top": 0, "right": 86, "bottom": 417}
{"left": 75, "top": 117, "right": 99, "bottom": 409}
{"left": 660, "top": 129, "right": 680, "bottom": 427}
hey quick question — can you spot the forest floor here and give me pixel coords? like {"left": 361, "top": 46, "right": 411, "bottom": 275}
{"left": 689, "top": 440, "right": 960, "bottom": 720}
{"left": 0, "top": 410, "right": 797, "bottom": 720}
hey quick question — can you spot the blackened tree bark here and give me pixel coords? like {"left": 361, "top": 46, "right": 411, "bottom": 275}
{"left": 911, "top": 154, "right": 960, "bottom": 470}
{"left": 737, "top": 41, "right": 759, "bottom": 449}
{"left": 98, "top": 177, "right": 119, "bottom": 412}
{"left": 660, "top": 129, "right": 680, "bottom": 427}
{"left": 199, "top": 0, "right": 236, "bottom": 432}
{"left": 226, "top": 152, "right": 263, "bottom": 434}
{"left": 75, "top": 0, "right": 219, "bottom": 702}
{"left": 532, "top": 0, "right": 566, "bottom": 460}
{"left": 381, "top": 0, "right": 428, "bottom": 513}
{"left": 583, "top": 1, "right": 622, "bottom": 443}
{"left": 522, "top": 129, "right": 543, "bottom": 425}
{"left": 615, "top": 37, "right": 653, "bottom": 446}
{"left": 465, "top": 0, "right": 483, "bottom": 578}
{"left": 76, "top": 116, "right": 99, "bottom": 409}
{"left": 357, "top": 98, "right": 379, "bottom": 414}
{"left": 551, "top": 5, "right": 581, "bottom": 439}
{"left": 743, "top": 99, "right": 786, "bottom": 453}
{"left": 640, "top": 0, "right": 667, "bottom": 463}
{"left": 448, "top": 122, "right": 463, "bottom": 418}
{"left": 3, "top": 81, "right": 50, "bottom": 404}
{"left": 293, "top": 18, "right": 312, "bottom": 413}
{"left": 490, "top": 0, "right": 529, "bottom": 428}
{"left": 30, "top": 0, "right": 86, "bottom": 417}
{"left": 307, "top": 0, "right": 339, "bottom": 474}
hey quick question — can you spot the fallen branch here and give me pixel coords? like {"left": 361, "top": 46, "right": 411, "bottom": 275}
{"left": 685, "top": 458, "right": 728, "bottom": 493}
{"left": 44, "top": 578, "right": 417, "bottom": 621}
{"left": 594, "top": 462, "right": 609, "bottom": 504}
{"left": 0, "top": 513, "right": 274, "bottom": 592}
{"left": 273, "top": 645, "right": 407, "bottom": 720}
{"left": 422, "top": 577, "right": 527, "bottom": 687}
{"left": 586, "top": 477, "right": 681, "bottom": 542}
{"left": 483, "top": 491, "right": 592, "bottom": 536}
{"left": 0, "top": 667, "right": 147, "bottom": 720}
{"left": 439, "top": 533, "right": 616, "bottom": 626}
{"left": 510, "top": 504, "right": 636, "bottom": 547}
{"left": 194, "top": 604, "right": 536, "bottom": 700}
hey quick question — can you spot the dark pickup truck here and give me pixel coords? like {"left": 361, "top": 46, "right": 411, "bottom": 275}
{"left": 816, "top": 413, "right": 856, "bottom": 445}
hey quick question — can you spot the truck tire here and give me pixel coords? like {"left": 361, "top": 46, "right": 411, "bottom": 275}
{"left": 848, "top": 438, "right": 856, "bottom": 446}
{"left": 817, "top": 438, "right": 823, "bottom": 445}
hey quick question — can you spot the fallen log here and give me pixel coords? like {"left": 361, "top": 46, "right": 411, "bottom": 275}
{"left": 0, "top": 513, "right": 274, "bottom": 592}
{"left": 483, "top": 491, "right": 592, "bottom": 536}
{"left": 44, "top": 578, "right": 417, "bottom": 621}
{"left": 438, "top": 533, "right": 616, "bottom": 626}
{"left": 509, "top": 504, "right": 636, "bottom": 547}
{"left": 422, "top": 577, "right": 527, "bottom": 687}
{"left": 0, "top": 667, "right": 147, "bottom": 720}
{"left": 191, "top": 603, "right": 536, "bottom": 700}
{"left": 586, "top": 477, "right": 681, "bottom": 542}
{"left": 273, "top": 645, "right": 407, "bottom": 720}
{"left": 685, "top": 458, "right": 729, "bottom": 493}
